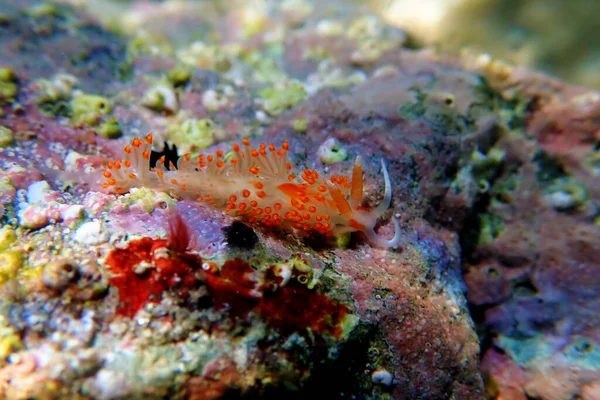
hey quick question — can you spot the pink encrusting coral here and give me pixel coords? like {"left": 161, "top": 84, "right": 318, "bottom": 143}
{"left": 100, "top": 134, "right": 401, "bottom": 247}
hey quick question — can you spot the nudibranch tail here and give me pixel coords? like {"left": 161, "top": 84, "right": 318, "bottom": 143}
{"left": 100, "top": 135, "right": 401, "bottom": 249}
{"left": 363, "top": 214, "right": 401, "bottom": 249}
{"left": 375, "top": 159, "right": 401, "bottom": 248}
{"left": 344, "top": 158, "right": 401, "bottom": 249}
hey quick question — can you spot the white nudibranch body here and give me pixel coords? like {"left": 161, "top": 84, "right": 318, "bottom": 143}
{"left": 101, "top": 134, "right": 401, "bottom": 248}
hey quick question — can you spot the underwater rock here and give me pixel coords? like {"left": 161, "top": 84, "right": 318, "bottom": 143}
{"left": 0, "top": 1, "right": 597, "bottom": 399}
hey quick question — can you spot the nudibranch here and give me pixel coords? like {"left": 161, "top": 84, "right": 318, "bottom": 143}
{"left": 101, "top": 134, "right": 401, "bottom": 248}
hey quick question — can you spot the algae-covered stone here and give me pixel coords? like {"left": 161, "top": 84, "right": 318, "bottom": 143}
{"left": 315, "top": 19, "right": 345, "bottom": 36}
{"left": 258, "top": 81, "right": 306, "bottom": 115}
{"left": 477, "top": 213, "right": 504, "bottom": 246}
{"left": 281, "top": 0, "right": 314, "bottom": 25}
{"left": 141, "top": 80, "right": 179, "bottom": 114}
{"left": 290, "top": 255, "right": 320, "bottom": 289}
{"left": 25, "top": 2, "right": 59, "bottom": 17}
{"left": 346, "top": 15, "right": 404, "bottom": 65}
{"left": 0, "top": 315, "right": 22, "bottom": 366}
{"left": 0, "top": 250, "right": 23, "bottom": 284}
{"left": 0, "top": 176, "right": 15, "bottom": 199}
{"left": 0, "top": 68, "right": 16, "bottom": 83}
{"left": 124, "top": 188, "right": 176, "bottom": 213}
{"left": 0, "top": 67, "right": 18, "bottom": 105}
{"left": 291, "top": 117, "right": 308, "bottom": 132}
{"left": 97, "top": 117, "right": 122, "bottom": 139}
{"left": 452, "top": 146, "right": 506, "bottom": 198}
{"left": 472, "top": 147, "right": 505, "bottom": 179}
{"left": 0, "top": 125, "right": 14, "bottom": 147}
{"left": 0, "top": 225, "right": 16, "bottom": 252}
{"left": 176, "top": 41, "right": 232, "bottom": 73}
{"left": 545, "top": 178, "right": 589, "bottom": 211}
{"left": 241, "top": 5, "right": 268, "bottom": 37}
{"left": 0, "top": 333, "right": 22, "bottom": 366}
{"left": 71, "top": 93, "right": 113, "bottom": 126}
{"left": 167, "top": 65, "right": 191, "bottom": 87}
{"left": 585, "top": 150, "right": 600, "bottom": 176}
{"left": 167, "top": 118, "right": 222, "bottom": 154}
{"left": 317, "top": 137, "right": 348, "bottom": 164}
{"left": 35, "top": 73, "right": 78, "bottom": 115}
{"left": 202, "top": 89, "right": 230, "bottom": 112}
{"left": 306, "top": 62, "right": 367, "bottom": 93}
{"left": 244, "top": 50, "right": 287, "bottom": 84}
{"left": 335, "top": 232, "right": 352, "bottom": 250}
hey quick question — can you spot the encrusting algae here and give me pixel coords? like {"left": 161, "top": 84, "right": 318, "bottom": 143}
{"left": 100, "top": 134, "right": 401, "bottom": 248}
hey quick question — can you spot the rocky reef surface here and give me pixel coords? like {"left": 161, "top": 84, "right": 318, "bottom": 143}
{"left": 0, "top": 1, "right": 597, "bottom": 399}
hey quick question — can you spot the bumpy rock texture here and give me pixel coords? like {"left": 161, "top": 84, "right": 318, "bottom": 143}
{"left": 0, "top": 1, "right": 597, "bottom": 400}
{"left": 461, "top": 60, "right": 600, "bottom": 399}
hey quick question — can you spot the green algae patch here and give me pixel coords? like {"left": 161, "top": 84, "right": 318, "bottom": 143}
{"left": 244, "top": 50, "right": 287, "bottom": 84}
{"left": 167, "top": 65, "right": 192, "bottom": 87}
{"left": 34, "top": 73, "right": 78, "bottom": 117}
{"left": 0, "top": 250, "right": 24, "bottom": 285}
{"left": 202, "top": 88, "right": 232, "bottom": 112}
{"left": 398, "top": 93, "right": 426, "bottom": 121}
{"left": 585, "top": 150, "right": 600, "bottom": 176}
{"left": 0, "top": 68, "right": 16, "bottom": 83}
{"left": 477, "top": 213, "right": 504, "bottom": 247}
{"left": 335, "top": 232, "right": 352, "bottom": 250}
{"left": 544, "top": 178, "right": 589, "bottom": 211}
{"left": 97, "top": 117, "right": 122, "bottom": 139}
{"left": 292, "top": 117, "right": 308, "bottom": 132}
{"left": 336, "top": 313, "right": 360, "bottom": 341}
{"left": 0, "top": 177, "right": 15, "bottom": 200}
{"left": 121, "top": 188, "right": 176, "bottom": 214}
{"left": 317, "top": 137, "right": 348, "bottom": 164}
{"left": 177, "top": 41, "right": 232, "bottom": 73}
{"left": 141, "top": 79, "right": 178, "bottom": 114}
{"left": 240, "top": 6, "right": 268, "bottom": 38}
{"left": 71, "top": 93, "right": 113, "bottom": 126}
{"left": 0, "top": 67, "right": 18, "bottom": 105}
{"left": 451, "top": 146, "right": 506, "bottom": 196}
{"left": 0, "top": 333, "right": 22, "bottom": 366}
{"left": 0, "top": 316, "right": 23, "bottom": 367}
{"left": 290, "top": 255, "right": 318, "bottom": 289}
{"left": 0, "top": 126, "right": 14, "bottom": 147}
{"left": 472, "top": 147, "right": 505, "bottom": 181}
{"left": 25, "top": 2, "right": 61, "bottom": 18}
{"left": 0, "top": 225, "right": 16, "bottom": 252}
{"left": 258, "top": 81, "right": 306, "bottom": 115}
{"left": 167, "top": 118, "right": 223, "bottom": 154}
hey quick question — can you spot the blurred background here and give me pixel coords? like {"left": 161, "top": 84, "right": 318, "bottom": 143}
{"left": 376, "top": 0, "right": 600, "bottom": 88}
{"left": 54, "top": 0, "right": 600, "bottom": 88}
